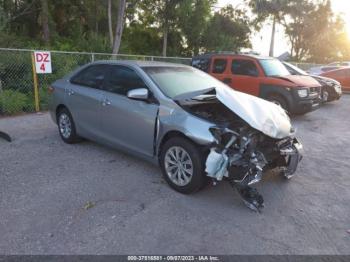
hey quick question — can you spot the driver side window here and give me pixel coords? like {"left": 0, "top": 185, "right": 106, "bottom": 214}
{"left": 104, "top": 66, "right": 148, "bottom": 95}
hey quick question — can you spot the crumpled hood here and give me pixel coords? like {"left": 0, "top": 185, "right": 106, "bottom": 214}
{"left": 215, "top": 87, "right": 292, "bottom": 139}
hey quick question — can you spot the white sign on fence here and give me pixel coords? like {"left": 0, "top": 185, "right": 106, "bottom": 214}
{"left": 34, "top": 51, "right": 52, "bottom": 74}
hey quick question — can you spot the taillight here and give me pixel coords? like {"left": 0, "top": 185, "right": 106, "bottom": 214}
{"left": 48, "top": 86, "right": 55, "bottom": 94}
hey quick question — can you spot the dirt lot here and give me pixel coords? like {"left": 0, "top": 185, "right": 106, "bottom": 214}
{"left": 0, "top": 96, "right": 349, "bottom": 255}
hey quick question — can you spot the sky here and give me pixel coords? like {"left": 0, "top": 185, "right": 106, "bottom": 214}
{"left": 217, "top": 0, "right": 350, "bottom": 56}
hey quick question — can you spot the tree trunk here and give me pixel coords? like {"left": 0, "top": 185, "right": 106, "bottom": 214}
{"left": 269, "top": 15, "right": 276, "bottom": 57}
{"left": 95, "top": 0, "right": 99, "bottom": 34}
{"left": 112, "top": 0, "right": 126, "bottom": 54}
{"left": 108, "top": 0, "right": 113, "bottom": 47}
{"left": 40, "top": 0, "right": 50, "bottom": 44}
{"left": 162, "top": 24, "right": 168, "bottom": 57}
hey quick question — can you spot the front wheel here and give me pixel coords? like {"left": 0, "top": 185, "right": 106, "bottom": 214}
{"left": 160, "top": 137, "right": 206, "bottom": 194}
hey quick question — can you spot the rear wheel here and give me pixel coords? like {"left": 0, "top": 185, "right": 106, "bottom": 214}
{"left": 267, "top": 94, "right": 288, "bottom": 112}
{"left": 57, "top": 107, "right": 80, "bottom": 144}
{"left": 160, "top": 137, "right": 206, "bottom": 194}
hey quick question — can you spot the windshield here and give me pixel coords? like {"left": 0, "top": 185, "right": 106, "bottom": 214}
{"left": 142, "top": 66, "right": 226, "bottom": 99}
{"left": 260, "top": 59, "right": 291, "bottom": 77}
{"left": 283, "top": 62, "right": 308, "bottom": 75}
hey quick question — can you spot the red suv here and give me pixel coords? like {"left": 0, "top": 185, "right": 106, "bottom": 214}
{"left": 192, "top": 53, "right": 322, "bottom": 114}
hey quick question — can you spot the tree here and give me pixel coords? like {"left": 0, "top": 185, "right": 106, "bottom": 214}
{"left": 279, "top": 0, "right": 349, "bottom": 62}
{"left": 201, "top": 5, "right": 252, "bottom": 52}
{"left": 138, "top": 0, "right": 183, "bottom": 57}
{"left": 177, "top": 0, "right": 215, "bottom": 55}
{"left": 112, "top": 0, "right": 126, "bottom": 54}
{"left": 248, "top": 0, "right": 289, "bottom": 56}
{"left": 108, "top": 0, "right": 113, "bottom": 47}
{"left": 302, "top": 1, "right": 350, "bottom": 62}
{"left": 40, "top": 0, "right": 50, "bottom": 44}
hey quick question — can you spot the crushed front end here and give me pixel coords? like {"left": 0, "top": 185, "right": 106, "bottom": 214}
{"left": 177, "top": 87, "right": 303, "bottom": 212}
{"left": 205, "top": 126, "right": 303, "bottom": 212}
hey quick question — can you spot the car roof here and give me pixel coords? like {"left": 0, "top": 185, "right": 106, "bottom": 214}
{"left": 89, "top": 60, "right": 188, "bottom": 68}
{"left": 192, "top": 53, "right": 273, "bottom": 60}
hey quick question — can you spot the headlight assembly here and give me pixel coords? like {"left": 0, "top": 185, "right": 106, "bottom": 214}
{"left": 297, "top": 89, "right": 308, "bottom": 98}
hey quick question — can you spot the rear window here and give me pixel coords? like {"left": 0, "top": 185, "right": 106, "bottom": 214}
{"left": 212, "top": 59, "right": 227, "bottom": 74}
{"left": 71, "top": 64, "right": 108, "bottom": 89}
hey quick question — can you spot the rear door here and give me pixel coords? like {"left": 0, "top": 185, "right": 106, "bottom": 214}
{"left": 209, "top": 56, "right": 232, "bottom": 86}
{"left": 67, "top": 64, "right": 108, "bottom": 139}
{"left": 230, "top": 58, "right": 262, "bottom": 96}
{"left": 99, "top": 65, "right": 159, "bottom": 157}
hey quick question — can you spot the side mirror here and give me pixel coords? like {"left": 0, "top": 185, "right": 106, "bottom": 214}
{"left": 127, "top": 88, "right": 149, "bottom": 101}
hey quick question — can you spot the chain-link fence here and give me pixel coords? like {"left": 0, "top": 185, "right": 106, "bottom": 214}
{"left": 0, "top": 47, "right": 325, "bottom": 116}
{"left": 0, "top": 48, "right": 191, "bottom": 116}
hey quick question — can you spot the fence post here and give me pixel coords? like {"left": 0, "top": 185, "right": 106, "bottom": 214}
{"left": 91, "top": 53, "right": 95, "bottom": 62}
{"left": 31, "top": 52, "right": 40, "bottom": 112}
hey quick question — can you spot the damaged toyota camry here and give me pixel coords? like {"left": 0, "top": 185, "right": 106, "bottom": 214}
{"left": 49, "top": 61, "right": 303, "bottom": 212}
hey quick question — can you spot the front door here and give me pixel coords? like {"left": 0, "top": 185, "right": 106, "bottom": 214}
{"left": 100, "top": 65, "right": 158, "bottom": 157}
{"left": 209, "top": 56, "right": 232, "bottom": 86}
{"left": 230, "top": 58, "right": 261, "bottom": 96}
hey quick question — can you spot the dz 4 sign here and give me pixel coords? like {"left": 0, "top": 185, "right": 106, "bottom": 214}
{"left": 34, "top": 51, "right": 52, "bottom": 74}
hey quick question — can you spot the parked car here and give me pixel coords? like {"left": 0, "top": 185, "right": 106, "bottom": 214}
{"left": 307, "top": 61, "right": 350, "bottom": 75}
{"left": 191, "top": 53, "right": 321, "bottom": 115}
{"left": 49, "top": 61, "right": 303, "bottom": 212}
{"left": 282, "top": 61, "right": 342, "bottom": 102}
{"left": 320, "top": 67, "right": 350, "bottom": 92}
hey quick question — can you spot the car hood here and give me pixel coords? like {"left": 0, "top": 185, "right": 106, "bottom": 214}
{"left": 215, "top": 87, "right": 293, "bottom": 139}
{"left": 311, "top": 75, "right": 340, "bottom": 85}
{"left": 272, "top": 75, "right": 321, "bottom": 87}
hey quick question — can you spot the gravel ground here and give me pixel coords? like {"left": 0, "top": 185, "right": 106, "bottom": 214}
{"left": 0, "top": 96, "right": 349, "bottom": 255}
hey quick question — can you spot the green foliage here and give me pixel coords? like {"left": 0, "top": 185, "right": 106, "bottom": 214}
{"left": 178, "top": 0, "right": 216, "bottom": 55}
{"left": 0, "top": 90, "right": 32, "bottom": 115}
{"left": 201, "top": 5, "right": 252, "bottom": 52}
{"left": 248, "top": 0, "right": 350, "bottom": 62}
{"left": 0, "top": 0, "right": 255, "bottom": 57}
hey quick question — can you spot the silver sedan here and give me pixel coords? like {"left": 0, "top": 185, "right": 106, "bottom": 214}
{"left": 49, "top": 61, "right": 303, "bottom": 211}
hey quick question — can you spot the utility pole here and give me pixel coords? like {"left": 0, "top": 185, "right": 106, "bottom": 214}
{"left": 269, "top": 15, "right": 276, "bottom": 57}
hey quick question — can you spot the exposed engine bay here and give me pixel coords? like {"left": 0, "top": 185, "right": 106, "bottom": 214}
{"left": 179, "top": 94, "right": 303, "bottom": 212}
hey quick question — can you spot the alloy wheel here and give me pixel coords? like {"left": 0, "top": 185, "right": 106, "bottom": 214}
{"left": 58, "top": 113, "right": 72, "bottom": 139}
{"left": 164, "top": 146, "right": 194, "bottom": 186}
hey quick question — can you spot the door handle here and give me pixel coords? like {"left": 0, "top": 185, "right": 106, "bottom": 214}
{"left": 67, "top": 89, "right": 75, "bottom": 96}
{"left": 223, "top": 78, "right": 232, "bottom": 84}
{"left": 102, "top": 98, "right": 111, "bottom": 106}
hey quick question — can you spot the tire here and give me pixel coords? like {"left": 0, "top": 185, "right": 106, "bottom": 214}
{"left": 322, "top": 87, "right": 332, "bottom": 102}
{"left": 267, "top": 94, "right": 289, "bottom": 112}
{"left": 160, "top": 137, "right": 206, "bottom": 194}
{"left": 56, "top": 107, "right": 80, "bottom": 144}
